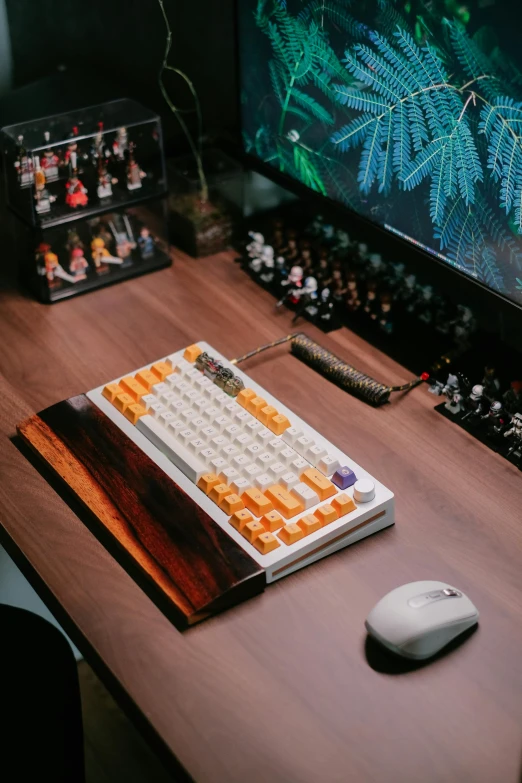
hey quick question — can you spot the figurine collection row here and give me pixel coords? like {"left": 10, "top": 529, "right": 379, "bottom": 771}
{"left": 428, "top": 369, "right": 522, "bottom": 469}
{"left": 36, "top": 214, "right": 157, "bottom": 291}
{"left": 241, "top": 215, "right": 477, "bottom": 345}
{"left": 15, "top": 124, "right": 147, "bottom": 218}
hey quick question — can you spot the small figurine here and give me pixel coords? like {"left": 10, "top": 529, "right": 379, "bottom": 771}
{"left": 246, "top": 231, "right": 264, "bottom": 258}
{"left": 504, "top": 413, "right": 522, "bottom": 459}
{"left": 277, "top": 265, "right": 303, "bottom": 307}
{"left": 137, "top": 226, "right": 156, "bottom": 260}
{"left": 65, "top": 152, "right": 88, "bottom": 208}
{"left": 97, "top": 159, "right": 118, "bottom": 199}
{"left": 15, "top": 135, "right": 34, "bottom": 187}
{"left": 317, "top": 287, "right": 335, "bottom": 325}
{"left": 64, "top": 128, "right": 80, "bottom": 165}
{"left": 90, "top": 236, "right": 123, "bottom": 273}
{"left": 363, "top": 280, "right": 379, "bottom": 320}
{"left": 378, "top": 292, "right": 393, "bottom": 334}
{"left": 33, "top": 157, "right": 56, "bottom": 215}
{"left": 482, "top": 366, "right": 501, "bottom": 399}
{"left": 41, "top": 133, "right": 60, "bottom": 181}
{"left": 443, "top": 374, "right": 464, "bottom": 415}
{"left": 292, "top": 276, "right": 318, "bottom": 323}
{"left": 112, "top": 127, "right": 128, "bottom": 160}
{"left": 126, "top": 142, "right": 146, "bottom": 190}
{"left": 259, "top": 247, "right": 275, "bottom": 284}
{"left": 92, "top": 122, "right": 111, "bottom": 161}
{"left": 344, "top": 272, "right": 360, "bottom": 311}
{"left": 462, "top": 384, "right": 488, "bottom": 421}
{"left": 36, "top": 243, "right": 76, "bottom": 286}
{"left": 109, "top": 215, "right": 137, "bottom": 261}
{"left": 482, "top": 400, "right": 508, "bottom": 441}
{"left": 503, "top": 381, "right": 522, "bottom": 415}
{"left": 69, "top": 247, "right": 89, "bottom": 280}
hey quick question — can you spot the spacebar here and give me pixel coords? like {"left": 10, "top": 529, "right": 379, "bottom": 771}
{"left": 136, "top": 415, "right": 206, "bottom": 483}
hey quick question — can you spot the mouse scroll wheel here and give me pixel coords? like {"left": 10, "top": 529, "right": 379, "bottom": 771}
{"left": 442, "top": 588, "right": 461, "bottom": 597}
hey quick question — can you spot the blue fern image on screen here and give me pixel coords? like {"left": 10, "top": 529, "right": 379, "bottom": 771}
{"left": 239, "top": 0, "right": 522, "bottom": 306}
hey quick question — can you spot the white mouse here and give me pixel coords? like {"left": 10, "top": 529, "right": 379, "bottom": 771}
{"left": 365, "top": 581, "right": 479, "bottom": 660}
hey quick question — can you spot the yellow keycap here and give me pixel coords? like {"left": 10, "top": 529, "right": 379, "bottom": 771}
{"left": 259, "top": 510, "right": 284, "bottom": 533}
{"left": 268, "top": 414, "right": 291, "bottom": 435}
{"left": 208, "top": 483, "right": 233, "bottom": 505}
{"left": 246, "top": 396, "right": 266, "bottom": 416}
{"left": 135, "top": 369, "right": 158, "bottom": 391}
{"left": 265, "top": 484, "right": 304, "bottom": 519}
{"left": 124, "top": 403, "right": 147, "bottom": 425}
{"left": 242, "top": 520, "right": 265, "bottom": 544}
{"left": 254, "top": 532, "right": 280, "bottom": 555}
{"left": 150, "top": 361, "right": 173, "bottom": 381}
{"left": 300, "top": 468, "right": 337, "bottom": 502}
{"left": 315, "top": 504, "right": 339, "bottom": 526}
{"left": 257, "top": 405, "right": 278, "bottom": 426}
{"left": 119, "top": 376, "right": 148, "bottom": 402}
{"left": 236, "top": 388, "right": 257, "bottom": 409}
{"left": 278, "top": 523, "right": 304, "bottom": 545}
{"left": 229, "top": 509, "right": 254, "bottom": 532}
{"left": 114, "top": 393, "right": 135, "bottom": 414}
{"left": 184, "top": 344, "right": 203, "bottom": 362}
{"left": 331, "top": 493, "right": 357, "bottom": 517}
{"left": 102, "top": 383, "right": 123, "bottom": 402}
{"left": 219, "top": 493, "right": 245, "bottom": 515}
{"left": 197, "top": 473, "right": 221, "bottom": 494}
{"left": 297, "top": 514, "right": 322, "bottom": 536}
{"left": 241, "top": 487, "right": 274, "bottom": 517}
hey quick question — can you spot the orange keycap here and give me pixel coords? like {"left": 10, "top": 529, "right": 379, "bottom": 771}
{"left": 242, "top": 487, "right": 274, "bottom": 517}
{"left": 229, "top": 508, "right": 254, "bottom": 532}
{"left": 268, "top": 413, "right": 291, "bottom": 435}
{"left": 265, "top": 484, "right": 304, "bottom": 519}
{"left": 208, "top": 483, "right": 233, "bottom": 505}
{"left": 315, "top": 504, "right": 339, "bottom": 526}
{"left": 257, "top": 405, "right": 278, "bottom": 426}
{"left": 297, "top": 514, "right": 322, "bottom": 536}
{"left": 332, "top": 493, "right": 357, "bottom": 517}
{"left": 300, "top": 468, "right": 337, "bottom": 502}
{"left": 124, "top": 403, "right": 147, "bottom": 425}
{"left": 197, "top": 473, "right": 221, "bottom": 494}
{"left": 135, "top": 369, "right": 158, "bottom": 391}
{"left": 278, "top": 523, "right": 304, "bottom": 545}
{"left": 150, "top": 361, "right": 173, "bottom": 381}
{"left": 102, "top": 383, "right": 123, "bottom": 402}
{"left": 236, "top": 388, "right": 257, "bottom": 408}
{"left": 113, "top": 393, "right": 135, "bottom": 414}
{"left": 254, "top": 532, "right": 280, "bottom": 555}
{"left": 259, "top": 510, "right": 284, "bottom": 532}
{"left": 184, "top": 344, "right": 203, "bottom": 362}
{"left": 119, "top": 375, "right": 148, "bottom": 402}
{"left": 219, "top": 493, "right": 245, "bottom": 515}
{"left": 246, "top": 396, "right": 266, "bottom": 416}
{"left": 242, "top": 520, "right": 265, "bottom": 544}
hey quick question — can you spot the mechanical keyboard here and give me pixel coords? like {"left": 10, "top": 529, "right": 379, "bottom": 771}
{"left": 87, "top": 341, "right": 394, "bottom": 582}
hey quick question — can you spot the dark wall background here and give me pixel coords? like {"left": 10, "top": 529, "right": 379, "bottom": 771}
{"left": 3, "top": 0, "right": 239, "bottom": 152}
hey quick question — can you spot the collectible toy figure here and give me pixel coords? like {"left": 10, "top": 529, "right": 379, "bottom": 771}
{"left": 97, "top": 159, "right": 118, "bottom": 199}
{"left": 259, "top": 248, "right": 275, "bottom": 284}
{"left": 37, "top": 243, "right": 60, "bottom": 286}
{"left": 15, "top": 135, "right": 34, "bottom": 187}
{"left": 504, "top": 413, "right": 522, "bottom": 459}
{"left": 41, "top": 133, "right": 60, "bottom": 181}
{"left": 503, "top": 381, "right": 522, "bottom": 415}
{"left": 292, "top": 276, "right": 318, "bottom": 323}
{"left": 482, "top": 366, "right": 501, "bottom": 398}
{"left": 64, "top": 128, "right": 80, "bottom": 164}
{"left": 90, "top": 237, "right": 123, "bottom": 272}
{"left": 246, "top": 231, "right": 264, "bottom": 258}
{"left": 462, "top": 384, "right": 488, "bottom": 421}
{"left": 277, "top": 265, "right": 303, "bottom": 307}
{"left": 137, "top": 226, "right": 156, "bottom": 260}
{"left": 69, "top": 247, "right": 89, "bottom": 280}
{"left": 112, "top": 127, "right": 128, "bottom": 160}
{"left": 126, "top": 142, "right": 146, "bottom": 190}
{"left": 33, "top": 158, "right": 56, "bottom": 215}
{"left": 441, "top": 374, "right": 464, "bottom": 415}
{"left": 108, "top": 214, "right": 137, "bottom": 260}
{"left": 65, "top": 153, "right": 88, "bottom": 209}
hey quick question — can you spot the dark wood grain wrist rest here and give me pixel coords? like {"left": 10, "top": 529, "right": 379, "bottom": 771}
{"left": 17, "top": 395, "right": 265, "bottom": 628}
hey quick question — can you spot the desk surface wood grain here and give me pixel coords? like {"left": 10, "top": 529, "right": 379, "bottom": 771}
{"left": 1, "top": 250, "right": 522, "bottom": 783}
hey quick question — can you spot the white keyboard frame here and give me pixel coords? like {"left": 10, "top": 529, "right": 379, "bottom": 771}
{"left": 87, "top": 341, "right": 394, "bottom": 582}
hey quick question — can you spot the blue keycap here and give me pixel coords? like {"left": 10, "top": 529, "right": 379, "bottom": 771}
{"left": 332, "top": 467, "right": 357, "bottom": 490}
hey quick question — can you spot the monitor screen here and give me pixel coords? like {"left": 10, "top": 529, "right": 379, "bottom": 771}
{"left": 238, "top": 0, "right": 522, "bottom": 309}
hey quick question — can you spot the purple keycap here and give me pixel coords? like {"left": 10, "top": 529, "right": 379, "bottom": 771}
{"left": 332, "top": 467, "right": 357, "bottom": 490}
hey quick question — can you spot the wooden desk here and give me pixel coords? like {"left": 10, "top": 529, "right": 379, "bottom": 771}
{"left": 1, "top": 250, "right": 522, "bottom": 783}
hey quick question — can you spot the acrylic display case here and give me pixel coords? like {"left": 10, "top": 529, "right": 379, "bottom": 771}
{"left": 2, "top": 99, "right": 171, "bottom": 302}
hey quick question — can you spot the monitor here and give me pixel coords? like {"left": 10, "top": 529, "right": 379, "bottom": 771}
{"left": 237, "top": 0, "right": 522, "bottom": 311}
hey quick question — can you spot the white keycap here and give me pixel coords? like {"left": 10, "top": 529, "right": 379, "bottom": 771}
{"left": 204, "top": 406, "right": 220, "bottom": 422}
{"left": 211, "top": 435, "right": 229, "bottom": 451}
{"left": 200, "top": 447, "right": 217, "bottom": 462}
{"left": 193, "top": 397, "right": 209, "bottom": 412}
{"left": 295, "top": 436, "right": 315, "bottom": 457}
{"left": 257, "top": 452, "right": 275, "bottom": 467}
{"left": 194, "top": 375, "right": 211, "bottom": 389}
{"left": 246, "top": 443, "right": 262, "bottom": 458}
{"left": 191, "top": 416, "right": 207, "bottom": 432}
{"left": 171, "top": 399, "right": 187, "bottom": 413}
{"left": 176, "top": 381, "right": 191, "bottom": 394}
{"left": 291, "top": 456, "right": 310, "bottom": 473}
{"left": 187, "top": 368, "right": 201, "bottom": 381}
{"left": 256, "top": 430, "right": 273, "bottom": 446}
{"left": 168, "top": 419, "right": 186, "bottom": 435}
{"left": 165, "top": 372, "right": 183, "bottom": 388}
{"left": 317, "top": 454, "right": 341, "bottom": 476}
{"left": 225, "top": 402, "right": 240, "bottom": 417}
{"left": 159, "top": 411, "right": 177, "bottom": 427}
{"left": 204, "top": 386, "right": 221, "bottom": 400}
{"left": 244, "top": 463, "right": 262, "bottom": 479}
{"left": 214, "top": 415, "right": 232, "bottom": 432}
{"left": 353, "top": 479, "right": 375, "bottom": 503}
{"left": 183, "top": 389, "right": 200, "bottom": 403}
{"left": 175, "top": 358, "right": 193, "bottom": 375}
{"left": 136, "top": 415, "right": 205, "bottom": 482}
{"left": 179, "top": 428, "right": 196, "bottom": 445}
{"left": 219, "top": 467, "right": 240, "bottom": 484}
{"left": 225, "top": 424, "right": 242, "bottom": 439}
{"left": 152, "top": 381, "right": 169, "bottom": 396}
{"left": 235, "top": 410, "right": 251, "bottom": 424}
{"left": 235, "top": 433, "right": 252, "bottom": 447}
{"left": 292, "top": 482, "right": 319, "bottom": 509}
{"left": 150, "top": 402, "right": 169, "bottom": 418}
{"left": 282, "top": 426, "right": 302, "bottom": 446}
{"left": 268, "top": 438, "right": 286, "bottom": 454}
{"left": 269, "top": 461, "right": 287, "bottom": 480}
{"left": 307, "top": 444, "right": 328, "bottom": 465}
{"left": 222, "top": 444, "right": 240, "bottom": 459}
{"left": 280, "top": 471, "right": 300, "bottom": 489}
{"left": 201, "top": 425, "right": 218, "bottom": 440}
{"left": 231, "top": 477, "right": 252, "bottom": 495}
{"left": 189, "top": 437, "right": 206, "bottom": 454}
{"left": 214, "top": 392, "right": 231, "bottom": 409}
{"left": 181, "top": 408, "right": 197, "bottom": 423}
{"left": 245, "top": 420, "right": 262, "bottom": 435}
{"left": 161, "top": 390, "right": 179, "bottom": 407}
{"left": 232, "top": 454, "right": 251, "bottom": 469}
{"left": 280, "top": 447, "right": 298, "bottom": 465}
{"left": 141, "top": 393, "right": 159, "bottom": 411}
{"left": 210, "top": 457, "right": 228, "bottom": 474}
{"left": 255, "top": 473, "right": 274, "bottom": 490}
